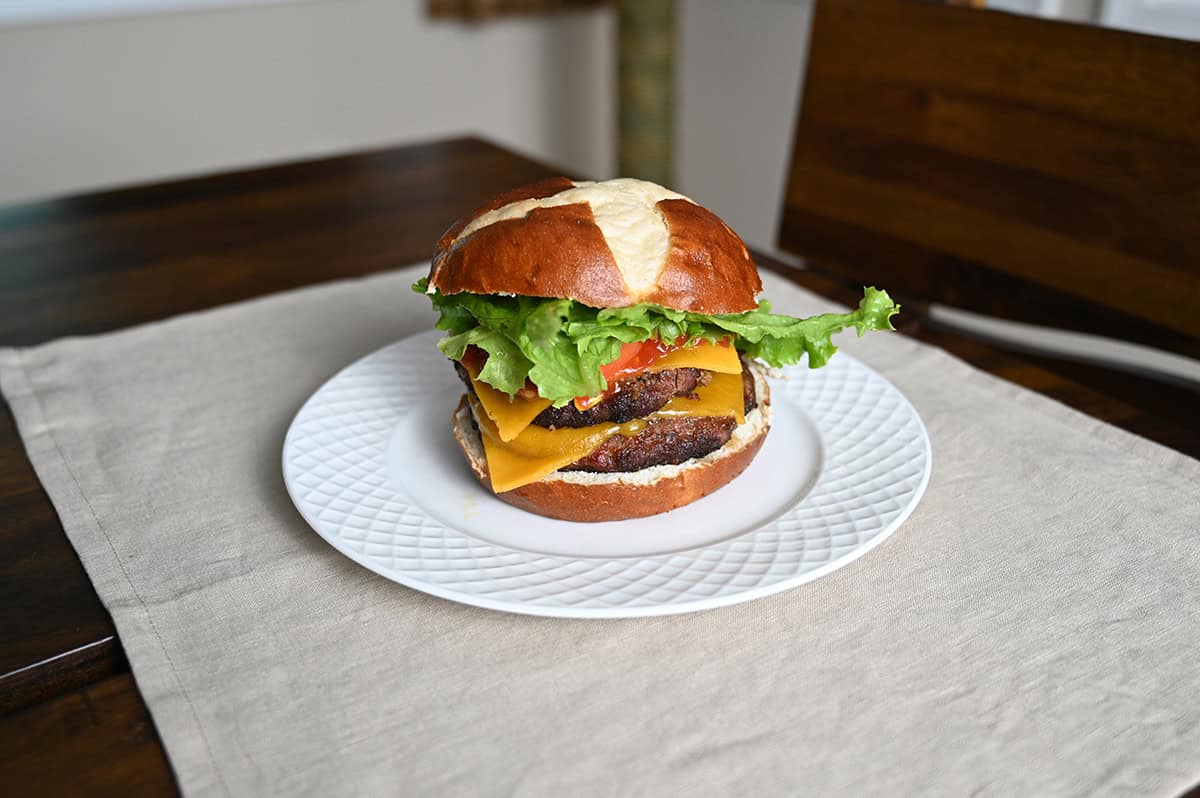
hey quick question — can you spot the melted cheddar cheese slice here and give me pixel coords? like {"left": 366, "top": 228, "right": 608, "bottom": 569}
{"left": 658, "top": 370, "right": 746, "bottom": 426}
{"left": 473, "top": 370, "right": 747, "bottom": 492}
{"left": 469, "top": 339, "right": 741, "bottom": 443}
{"left": 646, "top": 339, "right": 742, "bottom": 375}
{"left": 469, "top": 376, "right": 552, "bottom": 442}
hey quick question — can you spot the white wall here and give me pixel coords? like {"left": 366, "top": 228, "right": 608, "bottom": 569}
{"left": 0, "top": 0, "right": 615, "bottom": 206}
{"left": 0, "top": 0, "right": 815, "bottom": 253}
{"left": 675, "top": 0, "right": 812, "bottom": 253}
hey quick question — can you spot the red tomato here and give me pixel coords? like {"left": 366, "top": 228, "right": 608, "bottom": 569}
{"left": 461, "top": 346, "right": 538, "bottom": 399}
{"left": 599, "top": 339, "right": 670, "bottom": 383}
{"left": 459, "top": 346, "right": 487, "bottom": 377}
{"left": 576, "top": 338, "right": 679, "bottom": 411}
{"left": 466, "top": 338, "right": 730, "bottom": 411}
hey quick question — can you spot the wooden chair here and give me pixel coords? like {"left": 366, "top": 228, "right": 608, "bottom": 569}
{"left": 777, "top": 0, "right": 1200, "bottom": 401}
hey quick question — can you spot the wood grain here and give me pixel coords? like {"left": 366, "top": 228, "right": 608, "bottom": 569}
{"left": 0, "top": 136, "right": 1196, "bottom": 795}
{"left": 0, "top": 405, "right": 122, "bottom": 715}
{"left": 0, "top": 138, "right": 562, "bottom": 345}
{"left": 0, "top": 674, "right": 177, "bottom": 797}
{"left": 0, "top": 137, "right": 565, "bottom": 712}
{"left": 780, "top": 0, "right": 1200, "bottom": 351}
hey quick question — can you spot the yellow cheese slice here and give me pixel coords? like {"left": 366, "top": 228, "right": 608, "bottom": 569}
{"left": 473, "top": 369, "right": 747, "bottom": 492}
{"left": 657, "top": 371, "right": 746, "bottom": 425}
{"left": 469, "top": 339, "right": 741, "bottom": 445}
{"left": 645, "top": 339, "right": 742, "bottom": 374}
{"left": 468, "top": 376, "right": 552, "bottom": 443}
{"left": 473, "top": 400, "right": 621, "bottom": 493}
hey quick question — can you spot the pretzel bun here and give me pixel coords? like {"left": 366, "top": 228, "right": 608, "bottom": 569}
{"left": 429, "top": 177, "right": 763, "bottom": 314}
{"left": 451, "top": 364, "right": 772, "bottom": 523}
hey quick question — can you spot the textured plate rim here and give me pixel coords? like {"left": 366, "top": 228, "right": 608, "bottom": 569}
{"left": 282, "top": 335, "right": 932, "bottom": 619}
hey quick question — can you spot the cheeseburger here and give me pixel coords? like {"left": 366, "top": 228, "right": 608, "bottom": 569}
{"left": 415, "top": 177, "right": 898, "bottom": 522}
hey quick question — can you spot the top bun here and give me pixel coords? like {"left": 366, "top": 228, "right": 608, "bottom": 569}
{"left": 428, "top": 177, "right": 762, "bottom": 314}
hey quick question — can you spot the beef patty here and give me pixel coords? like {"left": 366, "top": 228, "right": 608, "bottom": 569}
{"left": 454, "top": 358, "right": 758, "bottom": 429}
{"left": 562, "top": 416, "right": 737, "bottom": 473}
{"left": 456, "top": 357, "right": 761, "bottom": 474}
{"left": 534, "top": 368, "right": 711, "bottom": 427}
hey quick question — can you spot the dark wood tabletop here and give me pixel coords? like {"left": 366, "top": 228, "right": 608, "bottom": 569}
{"left": 1, "top": 137, "right": 1196, "bottom": 797}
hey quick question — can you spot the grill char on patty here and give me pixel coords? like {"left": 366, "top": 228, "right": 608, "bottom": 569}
{"left": 455, "top": 356, "right": 761, "bottom": 474}
{"left": 454, "top": 362, "right": 712, "bottom": 427}
{"left": 562, "top": 416, "right": 737, "bottom": 473}
{"left": 565, "top": 364, "right": 759, "bottom": 473}
{"left": 535, "top": 368, "right": 711, "bottom": 427}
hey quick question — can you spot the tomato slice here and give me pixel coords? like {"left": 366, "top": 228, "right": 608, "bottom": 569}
{"left": 575, "top": 338, "right": 680, "bottom": 411}
{"left": 460, "top": 346, "right": 538, "bottom": 400}
{"left": 459, "top": 346, "right": 487, "bottom": 377}
{"left": 464, "top": 338, "right": 728, "bottom": 411}
{"left": 600, "top": 339, "right": 670, "bottom": 383}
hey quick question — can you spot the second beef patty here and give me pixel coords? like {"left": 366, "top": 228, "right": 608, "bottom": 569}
{"left": 456, "top": 359, "right": 760, "bottom": 474}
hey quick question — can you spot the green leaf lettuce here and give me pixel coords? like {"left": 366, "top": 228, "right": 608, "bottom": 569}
{"left": 413, "top": 278, "right": 899, "bottom": 406}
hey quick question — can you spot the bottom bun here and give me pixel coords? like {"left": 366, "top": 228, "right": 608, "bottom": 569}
{"left": 451, "top": 364, "right": 772, "bottom": 522}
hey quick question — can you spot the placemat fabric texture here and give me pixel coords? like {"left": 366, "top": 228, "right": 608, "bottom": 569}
{"left": 3, "top": 266, "right": 1198, "bottom": 797}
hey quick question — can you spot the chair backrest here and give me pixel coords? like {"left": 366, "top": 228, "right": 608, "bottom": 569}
{"left": 778, "top": 0, "right": 1200, "bottom": 358}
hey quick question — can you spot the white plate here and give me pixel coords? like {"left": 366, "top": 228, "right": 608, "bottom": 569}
{"left": 283, "top": 330, "right": 931, "bottom": 618}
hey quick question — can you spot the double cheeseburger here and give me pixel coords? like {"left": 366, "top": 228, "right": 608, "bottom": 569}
{"left": 416, "top": 177, "right": 898, "bottom": 522}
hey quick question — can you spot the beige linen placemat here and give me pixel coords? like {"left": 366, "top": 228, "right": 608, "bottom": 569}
{"left": 3, "top": 265, "right": 1199, "bottom": 797}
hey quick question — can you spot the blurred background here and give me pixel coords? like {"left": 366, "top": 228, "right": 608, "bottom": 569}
{"left": 3, "top": 0, "right": 1196, "bottom": 257}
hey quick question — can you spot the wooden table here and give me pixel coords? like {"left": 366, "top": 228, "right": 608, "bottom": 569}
{"left": 1, "top": 137, "right": 1196, "bottom": 796}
